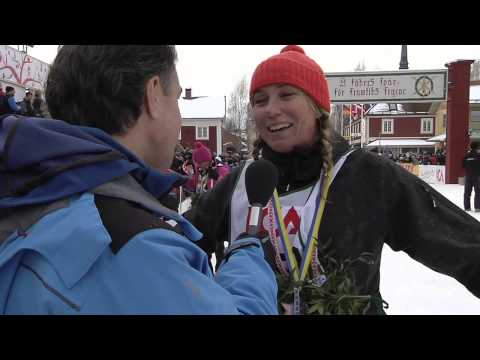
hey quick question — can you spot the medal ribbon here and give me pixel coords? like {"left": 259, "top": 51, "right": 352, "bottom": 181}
{"left": 271, "top": 166, "right": 334, "bottom": 283}
{"left": 270, "top": 150, "right": 355, "bottom": 282}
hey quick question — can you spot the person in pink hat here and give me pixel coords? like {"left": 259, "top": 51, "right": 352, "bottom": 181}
{"left": 191, "top": 141, "right": 217, "bottom": 193}
{"left": 185, "top": 45, "right": 480, "bottom": 315}
{"left": 215, "top": 156, "right": 230, "bottom": 182}
{"left": 192, "top": 141, "right": 212, "bottom": 168}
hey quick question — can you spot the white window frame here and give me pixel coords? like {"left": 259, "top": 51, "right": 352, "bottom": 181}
{"left": 178, "top": 128, "right": 182, "bottom": 140}
{"left": 382, "top": 118, "right": 394, "bottom": 135}
{"left": 196, "top": 126, "right": 209, "bottom": 140}
{"left": 420, "top": 118, "right": 433, "bottom": 134}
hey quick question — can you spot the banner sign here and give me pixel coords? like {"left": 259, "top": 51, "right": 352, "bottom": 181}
{"left": 326, "top": 70, "right": 447, "bottom": 104}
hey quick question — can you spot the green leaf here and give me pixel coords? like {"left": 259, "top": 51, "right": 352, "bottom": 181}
{"left": 274, "top": 249, "right": 385, "bottom": 315}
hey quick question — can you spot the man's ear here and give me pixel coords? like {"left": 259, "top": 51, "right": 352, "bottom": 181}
{"left": 144, "top": 75, "right": 163, "bottom": 119}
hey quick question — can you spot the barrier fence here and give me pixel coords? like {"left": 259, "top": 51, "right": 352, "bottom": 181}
{"left": 398, "top": 164, "right": 445, "bottom": 184}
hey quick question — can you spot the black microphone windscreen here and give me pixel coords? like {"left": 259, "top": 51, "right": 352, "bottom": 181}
{"left": 245, "top": 159, "right": 279, "bottom": 207}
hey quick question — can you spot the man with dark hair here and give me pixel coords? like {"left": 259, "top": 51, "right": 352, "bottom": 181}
{"left": 19, "top": 90, "right": 36, "bottom": 116}
{"left": 0, "top": 86, "right": 22, "bottom": 115}
{"left": 0, "top": 45, "right": 277, "bottom": 314}
{"left": 32, "top": 89, "right": 46, "bottom": 117}
{"left": 463, "top": 140, "right": 480, "bottom": 212}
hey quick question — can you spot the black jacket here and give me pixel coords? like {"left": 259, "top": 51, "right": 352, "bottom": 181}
{"left": 32, "top": 97, "right": 44, "bottom": 117}
{"left": 0, "top": 94, "right": 17, "bottom": 115}
{"left": 463, "top": 149, "right": 480, "bottom": 178}
{"left": 185, "top": 132, "right": 480, "bottom": 313}
{"left": 19, "top": 99, "right": 36, "bottom": 117}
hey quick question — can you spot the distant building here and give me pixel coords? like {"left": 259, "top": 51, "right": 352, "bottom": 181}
{"left": 0, "top": 45, "right": 50, "bottom": 101}
{"left": 179, "top": 89, "right": 225, "bottom": 155}
{"left": 178, "top": 88, "right": 250, "bottom": 156}
{"left": 426, "top": 81, "right": 480, "bottom": 141}
{"left": 468, "top": 83, "right": 480, "bottom": 139}
{"left": 362, "top": 103, "right": 436, "bottom": 155}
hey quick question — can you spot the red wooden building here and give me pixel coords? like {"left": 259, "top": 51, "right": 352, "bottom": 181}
{"left": 178, "top": 89, "right": 226, "bottom": 155}
{"left": 357, "top": 103, "right": 436, "bottom": 155}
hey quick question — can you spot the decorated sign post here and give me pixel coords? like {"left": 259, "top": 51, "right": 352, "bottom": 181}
{"left": 324, "top": 66, "right": 472, "bottom": 184}
{"left": 445, "top": 60, "right": 474, "bottom": 184}
{"left": 326, "top": 69, "right": 447, "bottom": 104}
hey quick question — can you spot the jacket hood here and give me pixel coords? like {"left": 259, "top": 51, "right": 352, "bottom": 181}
{"left": 0, "top": 115, "right": 186, "bottom": 209}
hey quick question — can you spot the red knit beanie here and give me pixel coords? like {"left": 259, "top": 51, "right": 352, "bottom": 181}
{"left": 250, "top": 45, "right": 330, "bottom": 113}
{"left": 192, "top": 142, "right": 212, "bottom": 164}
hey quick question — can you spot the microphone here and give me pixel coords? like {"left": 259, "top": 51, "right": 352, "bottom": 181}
{"left": 245, "top": 159, "right": 279, "bottom": 236}
{"left": 221, "top": 159, "right": 278, "bottom": 265}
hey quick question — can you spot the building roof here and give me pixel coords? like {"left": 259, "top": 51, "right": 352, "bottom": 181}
{"left": 179, "top": 96, "right": 225, "bottom": 119}
{"left": 365, "top": 103, "right": 423, "bottom": 116}
{"left": 365, "top": 139, "right": 435, "bottom": 147}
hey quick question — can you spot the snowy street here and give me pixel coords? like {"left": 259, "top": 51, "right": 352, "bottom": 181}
{"left": 380, "top": 184, "right": 480, "bottom": 314}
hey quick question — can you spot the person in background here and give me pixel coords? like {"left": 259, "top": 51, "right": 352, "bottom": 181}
{"left": 463, "top": 140, "right": 480, "bottom": 212}
{"left": 215, "top": 156, "right": 231, "bottom": 182}
{"left": 192, "top": 142, "right": 218, "bottom": 193}
{"left": 32, "top": 89, "right": 46, "bottom": 117}
{"left": 0, "top": 86, "right": 22, "bottom": 115}
{"left": 19, "top": 90, "right": 36, "bottom": 116}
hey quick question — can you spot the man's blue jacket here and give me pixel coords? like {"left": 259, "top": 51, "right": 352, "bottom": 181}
{"left": 0, "top": 115, "right": 277, "bottom": 314}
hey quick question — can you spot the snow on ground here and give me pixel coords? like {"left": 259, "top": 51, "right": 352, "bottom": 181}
{"left": 380, "top": 184, "right": 480, "bottom": 314}
{"left": 178, "top": 197, "right": 192, "bottom": 215}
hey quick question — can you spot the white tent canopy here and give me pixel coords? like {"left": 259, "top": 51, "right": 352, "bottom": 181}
{"left": 365, "top": 139, "right": 436, "bottom": 147}
{"left": 427, "top": 133, "right": 446, "bottom": 142}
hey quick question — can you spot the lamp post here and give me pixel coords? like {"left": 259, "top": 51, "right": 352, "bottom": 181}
{"left": 399, "top": 45, "right": 409, "bottom": 70}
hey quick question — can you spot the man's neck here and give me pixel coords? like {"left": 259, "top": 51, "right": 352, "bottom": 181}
{"left": 113, "top": 128, "right": 148, "bottom": 165}
{"left": 112, "top": 117, "right": 169, "bottom": 171}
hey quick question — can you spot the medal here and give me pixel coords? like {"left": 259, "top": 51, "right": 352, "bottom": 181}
{"left": 312, "top": 274, "right": 327, "bottom": 288}
{"left": 293, "top": 287, "right": 302, "bottom": 315}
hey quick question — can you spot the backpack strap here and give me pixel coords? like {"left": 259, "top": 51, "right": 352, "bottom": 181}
{"left": 91, "top": 175, "right": 202, "bottom": 247}
{"left": 93, "top": 194, "right": 181, "bottom": 254}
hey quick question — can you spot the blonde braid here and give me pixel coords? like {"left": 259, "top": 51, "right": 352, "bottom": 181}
{"left": 318, "top": 110, "right": 333, "bottom": 173}
{"left": 252, "top": 137, "right": 264, "bottom": 160}
{"left": 305, "top": 93, "right": 333, "bottom": 173}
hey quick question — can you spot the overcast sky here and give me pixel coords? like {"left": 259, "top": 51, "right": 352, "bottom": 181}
{"left": 21, "top": 45, "right": 480, "bottom": 99}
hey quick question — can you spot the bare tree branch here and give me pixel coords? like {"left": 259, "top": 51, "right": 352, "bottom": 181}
{"left": 226, "top": 76, "right": 249, "bottom": 138}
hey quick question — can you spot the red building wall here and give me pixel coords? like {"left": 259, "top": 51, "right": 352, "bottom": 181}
{"left": 207, "top": 127, "right": 217, "bottom": 155}
{"left": 368, "top": 116, "right": 435, "bottom": 138}
{"left": 180, "top": 126, "right": 196, "bottom": 150}
{"left": 180, "top": 125, "right": 218, "bottom": 154}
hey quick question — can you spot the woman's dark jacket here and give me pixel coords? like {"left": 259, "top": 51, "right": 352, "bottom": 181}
{"left": 185, "top": 132, "right": 480, "bottom": 313}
